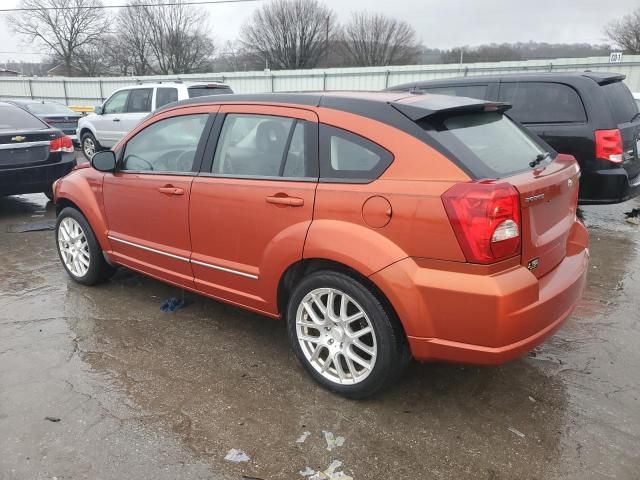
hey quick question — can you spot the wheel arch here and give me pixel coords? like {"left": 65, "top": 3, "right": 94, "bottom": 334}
{"left": 277, "top": 258, "right": 409, "bottom": 344}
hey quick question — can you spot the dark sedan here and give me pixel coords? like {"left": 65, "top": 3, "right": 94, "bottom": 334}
{"left": 0, "top": 102, "right": 76, "bottom": 200}
{"left": 5, "top": 100, "right": 82, "bottom": 145}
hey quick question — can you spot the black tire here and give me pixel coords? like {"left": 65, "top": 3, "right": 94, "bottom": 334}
{"left": 80, "top": 131, "right": 99, "bottom": 161}
{"left": 55, "top": 207, "right": 115, "bottom": 285}
{"left": 286, "top": 270, "right": 408, "bottom": 399}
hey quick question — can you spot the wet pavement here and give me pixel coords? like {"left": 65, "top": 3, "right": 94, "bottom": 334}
{"left": 1, "top": 193, "right": 639, "bottom": 480}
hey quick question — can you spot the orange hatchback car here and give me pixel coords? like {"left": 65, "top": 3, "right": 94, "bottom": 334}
{"left": 54, "top": 92, "right": 589, "bottom": 398}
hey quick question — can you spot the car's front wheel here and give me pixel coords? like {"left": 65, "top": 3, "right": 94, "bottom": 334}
{"left": 287, "top": 270, "right": 408, "bottom": 399}
{"left": 81, "top": 132, "right": 99, "bottom": 161}
{"left": 56, "top": 207, "right": 115, "bottom": 285}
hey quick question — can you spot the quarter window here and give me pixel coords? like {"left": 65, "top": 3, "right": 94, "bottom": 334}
{"left": 320, "top": 125, "right": 393, "bottom": 182}
{"left": 498, "top": 82, "right": 587, "bottom": 124}
{"left": 103, "top": 90, "right": 129, "bottom": 114}
{"left": 122, "top": 114, "right": 208, "bottom": 173}
{"left": 212, "top": 114, "right": 313, "bottom": 178}
{"left": 126, "top": 88, "right": 153, "bottom": 113}
{"left": 156, "top": 87, "right": 179, "bottom": 109}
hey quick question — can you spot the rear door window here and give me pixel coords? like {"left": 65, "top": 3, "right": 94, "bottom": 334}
{"left": 126, "top": 88, "right": 153, "bottom": 113}
{"left": 419, "top": 111, "right": 548, "bottom": 179}
{"left": 498, "top": 82, "right": 587, "bottom": 124}
{"left": 211, "top": 114, "right": 314, "bottom": 179}
{"left": 156, "top": 87, "right": 179, "bottom": 108}
{"left": 319, "top": 125, "right": 393, "bottom": 182}
{"left": 420, "top": 85, "right": 488, "bottom": 100}
{"left": 0, "top": 105, "right": 47, "bottom": 130}
{"left": 601, "top": 81, "right": 639, "bottom": 124}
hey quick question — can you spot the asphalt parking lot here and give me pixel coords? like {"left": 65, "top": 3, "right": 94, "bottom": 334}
{"left": 1, "top": 191, "right": 639, "bottom": 480}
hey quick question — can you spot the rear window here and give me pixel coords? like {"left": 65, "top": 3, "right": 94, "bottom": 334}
{"left": 26, "top": 102, "right": 76, "bottom": 115}
{"left": 0, "top": 105, "right": 47, "bottom": 130}
{"left": 420, "top": 111, "right": 548, "bottom": 179}
{"left": 601, "top": 81, "right": 639, "bottom": 124}
{"left": 188, "top": 86, "right": 232, "bottom": 98}
{"left": 420, "top": 85, "right": 488, "bottom": 100}
{"left": 498, "top": 82, "right": 587, "bottom": 124}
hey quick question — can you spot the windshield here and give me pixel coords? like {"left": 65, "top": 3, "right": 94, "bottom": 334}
{"left": 25, "top": 102, "right": 76, "bottom": 116}
{"left": 420, "top": 111, "right": 549, "bottom": 179}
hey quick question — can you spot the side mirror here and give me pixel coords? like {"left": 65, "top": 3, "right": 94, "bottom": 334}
{"left": 94, "top": 105, "right": 103, "bottom": 115}
{"left": 91, "top": 150, "right": 116, "bottom": 172}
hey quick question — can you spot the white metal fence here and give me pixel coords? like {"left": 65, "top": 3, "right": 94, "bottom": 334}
{"left": 1, "top": 55, "right": 639, "bottom": 106}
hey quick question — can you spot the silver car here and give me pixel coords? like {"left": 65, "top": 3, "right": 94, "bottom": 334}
{"left": 77, "top": 81, "right": 233, "bottom": 160}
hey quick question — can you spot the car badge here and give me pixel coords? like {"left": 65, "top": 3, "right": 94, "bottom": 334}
{"left": 11, "top": 135, "right": 26, "bottom": 142}
{"left": 527, "top": 258, "right": 540, "bottom": 270}
{"left": 567, "top": 178, "right": 574, "bottom": 188}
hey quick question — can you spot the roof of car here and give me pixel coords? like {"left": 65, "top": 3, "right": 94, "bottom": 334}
{"left": 386, "top": 71, "right": 626, "bottom": 90}
{"left": 156, "top": 91, "right": 504, "bottom": 122}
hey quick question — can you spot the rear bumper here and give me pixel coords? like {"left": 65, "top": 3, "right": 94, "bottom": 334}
{"left": 371, "top": 221, "right": 589, "bottom": 365}
{"left": 579, "top": 166, "right": 640, "bottom": 205}
{"left": 0, "top": 153, "right": 76, "bottom": 196}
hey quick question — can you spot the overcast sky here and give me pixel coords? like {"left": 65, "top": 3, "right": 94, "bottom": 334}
{"left": 0, "top": 0, "right": 637, "bottom": 64}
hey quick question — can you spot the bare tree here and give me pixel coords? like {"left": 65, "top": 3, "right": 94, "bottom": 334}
{"left": 240, "top": 0, "right": 337, "bottom": 69}
{"left": 9, "top": 0, "right": 109, "bottom": 76}
{"left": 605, "top": 8, "right": 640, "bottom": 54}
{"left": 341, "top": 12, "right": 418, "bottom": 66}
{"left": 116, "top": 0, "right": 155, "bottom": 75}
{"left": 142, "top": 0, "right": 215, "bottom": 74}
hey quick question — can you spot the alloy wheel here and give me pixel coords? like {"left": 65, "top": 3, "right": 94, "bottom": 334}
{"left": 58, "top": 217, "right": 90, "bottom": 277}
{"left": 295, "top": 287, "right": 377, "bottom": 385}
{"left": 83, "top": 137, "right": 95, "bottom": 158}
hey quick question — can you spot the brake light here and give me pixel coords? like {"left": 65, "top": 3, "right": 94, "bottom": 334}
{"left": 50, "top": 136, "right": 74, "bottom": 153}
{"left": 442, "top": 182, "right": 521, "bottom": 264}
{"left": 595, "top": 129, "right": 623, "bottom": 163}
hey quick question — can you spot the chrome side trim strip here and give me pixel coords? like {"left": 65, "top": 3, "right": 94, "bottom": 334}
{"left": 191, "top": 259, "right": 259, "bottom": 280}
{"left": 0, "top": 140, "right": 51, "bottom": 150}
{"left": 108, "top": 235, "right": 190, "bottom": 263}
{"left": 108, "top": 235, "right": 258, "bottom": 280}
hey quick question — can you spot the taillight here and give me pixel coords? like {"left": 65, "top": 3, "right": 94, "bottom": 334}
{"left": 595, "top": 129, "right": 623, "bottom": 163}
{"left": 442, "top": 182, "right": 521, "bottom": 264}
{"left": 50, "top": 136, "right": 74, "bottom": 153}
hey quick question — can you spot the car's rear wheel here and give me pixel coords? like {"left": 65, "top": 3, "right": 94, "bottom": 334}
{"left": 81, "top": 132, "right": 98, "bottom": 161}
{"left": 56, "top": 207, "right": 115, "bottom": 285}
{"left": 287, "top": 270, "right": 408, "bottom": 399}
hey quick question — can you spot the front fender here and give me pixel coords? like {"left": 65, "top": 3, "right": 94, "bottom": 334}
{"left": 56, "top": 169, "right": 109, "bottom": 251}
{"left": 303, "top": 219, "right": 408, "bottom": 277}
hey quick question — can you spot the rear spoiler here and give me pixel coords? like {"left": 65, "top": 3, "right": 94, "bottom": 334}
{"left": 582, "top": 72, "right": 626, "bottom": 85}
{"left": 390, "top": 97, "right": 511, "bottom": 122}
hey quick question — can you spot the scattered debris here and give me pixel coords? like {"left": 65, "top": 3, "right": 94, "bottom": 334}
{"left": 160, "top": 297, "right": 186, "bottom": 312}
{"left": 625, "top": 208, "right": 640, "bottom": 225}
{"left": 300, "top": 467, "right": 316, "bottom": 477}
{"left": 44, "top": 416, "right": 61, "bottom": 422}
{"left": 308, "top": 460, "right": 353, "bottom": 480}
{"left": 508, "top": 427, "right": 526, "bottom": 438}
{"left": 241, "top": 476, "right": 264, "bottom": 480}
{"left": 296, "top": 431, "right": 311, "bottom": 444}
{"left": 528, "top": 395, "right": 537, "bottom": 403}
{"left": 615, "top": 280, "right": 624, "bottom": 291}
{"left": 323, "top": 431, "right": 345, "bottom": 451}
{"left": 7, "top": 220, "right": 56, "bottom": 233}
{"left": 224, "top": 449, "right": 250, "bottom": 463}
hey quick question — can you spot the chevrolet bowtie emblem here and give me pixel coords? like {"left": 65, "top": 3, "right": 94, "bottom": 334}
{"left": 11, "top": 135, "right": 26, "bottom": 142}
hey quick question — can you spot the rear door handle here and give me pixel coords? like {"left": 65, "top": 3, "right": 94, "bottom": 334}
{"left": 266, "top": 195, "right": 304, "bottom": 207}
{"left": 113, "top": 118, "right": 120, "bottom": 122}
{"left": 158, "top": 186, "right": 185, "bottom": 196}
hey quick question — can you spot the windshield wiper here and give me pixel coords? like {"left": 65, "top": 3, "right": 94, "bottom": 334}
{"left": 529, "top": 152, "right": 551, "bottom": 168}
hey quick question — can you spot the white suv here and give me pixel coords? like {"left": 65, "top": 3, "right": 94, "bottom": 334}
{"left": 77, "top": 81, "right": 233, "bottom": 160}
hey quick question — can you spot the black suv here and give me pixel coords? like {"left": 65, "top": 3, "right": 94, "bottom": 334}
{"left": 0, "top": 102, "right": 76, "bottom": 200}
{"left": 386, "top": 73, "right": 640, "bottom": 204}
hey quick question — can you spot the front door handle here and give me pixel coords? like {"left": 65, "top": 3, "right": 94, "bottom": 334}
{"left": 266, "top": 195, "right": 304, "bottom": 207}
{"left": 113, "top": 118, "right": 120, "bottom": 122}
{"left": 158, "top": 186, "right": 185, "bottom": 195}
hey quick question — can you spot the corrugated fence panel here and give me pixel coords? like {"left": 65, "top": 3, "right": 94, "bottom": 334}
{"left": 1, "top": 55, "right": 639, "bottom": 105}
